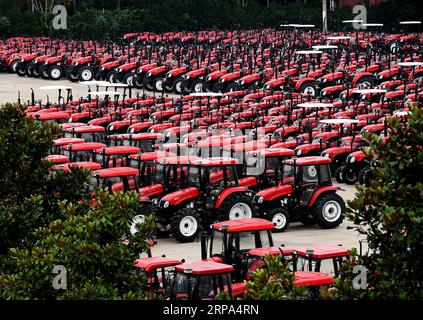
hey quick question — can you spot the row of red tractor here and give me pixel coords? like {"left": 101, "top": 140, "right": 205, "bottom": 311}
{"left": 13, "top": 25, "right": 421, "bottom": 300}
{"left": 1, "top": 26, "right": 423, "bottom": 97}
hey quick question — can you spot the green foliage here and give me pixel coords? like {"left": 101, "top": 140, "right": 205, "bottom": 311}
{"left": 330, "top": 105, "right": 423, "bottom": 300}
{"left": 0, "top": 191, "right": 156, "bottom": 300}
{"left": 0, "top": 0, "right": 421, "bottom": 38}
{"left": 0, "top": 103, "right": 61, "bottom": 199}
{"left": 243, "top": 255, "right": 309, "bottom": 300}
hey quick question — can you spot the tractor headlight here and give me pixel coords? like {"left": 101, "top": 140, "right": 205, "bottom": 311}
{"left": 207, "top": 76, "right": 211, "bottom": 81}
{"left": 108, "top": 125, "right": 114, "bottom": 131}
{"left": 128, "top": 127, "right": 135, "bottom": 133}
{"left": 34, "top": 60, "right": 38, "bottom": 63}
{"left": 239, "top": 80, "right": 245, "bottom": 85}
{"left": 322, "top": 78, "right": 327, "bottom": 83}
{"left": 116, "top": 68, "right": 122, "bottom": 73}
{"left": 349, "top": 156, "right": 356, "bottom": 163}
{"left": 378, "top": 75, "right": 383, "bottom": 80}
{"left": 164, "top": 130, "right": 171, "bottom": 138}
{"left": 256, "top": 196, "right": 264, "bottom": 204}
{"left": 162, "top": 200, "right": 170, "bottom": 208}
{"left": 20, "top": 58, "right": 24, "bottom": 62}
{"left": 152, "top": 198, "right": 159, "bottom": 205}
{"left": 100, "top": 66, "right": 105, "bottom": 71}
{"left": 323, "top": 153, "right": 330, "bottom": 158}
{"left": 322, "top": 91, "right": 327, "bottom": 96}
{"left": 167, "top": 73, "right": 172, "bottom": 78}
{"left": 296, "top": 149, "right": 302, "bottom": 156}
{"left": 44, "top": 61, "right": 48, "bottom": 65}
{"left": 74, "top": 62, "right": 79, "bottom": 66}
{"left": 220, "top": 78, "right": 225, "bottom": 83}
{"left": 265, "top": 84, "right": 270, "bottom": 89}
{"left": 147, "top": 72, "right": 152, "bottom": 77}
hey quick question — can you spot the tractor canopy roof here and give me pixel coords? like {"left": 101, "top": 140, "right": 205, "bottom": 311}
{"left": 294, "top": 271, "right": 334, "bottom": 287}
{"left": 212, "top": 218, "right": 274, "bottom": 233}
{"left": 34, "top": 111, "right": 69, "bottom": 120}
{"left": 157, "top": 155, "right": 201, "bottom": 165}
{"left": 249, "top": 148, "right": 295, "bottom": 158}
{"left": 54, "top": 138, "right": 85, "bottom": 146}
{"left": 53, "top": 161, "right": 101, "bottom": 172}
{"left": 133, "top": 257, "right": 182, "bottom": 273}
{"left": 63, "top": 142, "right": 105, "bottom": 151}
{"left": 120, "top": 132, "right": 165, "bottom": 141}
{"left": 93, "top": 167, "right": 139, "bottom": 178}
{"left": 191, "top": 157, "right": 239, "bottom": 167}
{"left": 66, "top": 125, "right": 105, "bottom": 133}
{"left": 285, "top": 156, "right": 332, "bottom": 166}
{"left": 102, "top": 146, "right": 140, "bottom": 155}
{"left": 130, "top": 151, "right": 176, "bottom": 161}
{"left": 176, "top": 260, "right": 234, "bottom": 275}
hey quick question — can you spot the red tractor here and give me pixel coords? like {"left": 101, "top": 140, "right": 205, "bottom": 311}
{"left": 254, "top": 156, "right": 346, "bottom": 232}
{"left": 156, "top": 157, "right": 256, "bottom": 243}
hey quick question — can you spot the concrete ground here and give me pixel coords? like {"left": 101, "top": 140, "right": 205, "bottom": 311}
{"left": 0, "top": 73, "right": 365, "bottom": 270}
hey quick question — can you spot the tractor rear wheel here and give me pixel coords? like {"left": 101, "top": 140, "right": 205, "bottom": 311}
{"left": 67, "top": 70, "right": 79, "bottom": 82}
{"left": 341, "top": 165, "right": 358, "bottom": 185}
{"left": 16, "top": 62, "right": 27, "bottom": 77}
{"left": 154, "top": 77, "right": 165, "bottom": 91}
{"left": 313, "top": 193, "right": 345, "bottom": 229}
{"left": 123, "top": 72, "right": 135, "bottom": 86}
{"left": 191, "top": 78, "right": 206, "bottom": 93}
{"left": 356, "top": 75, "right": 376, "bottom": 88}
{"left": 48, "top": 65, "right": 63, "bottom": 80}
{"left": 170, "top": 208, "right": 202, "bottom": 243}
{"left": 267, "top": 207, "right": 290, "bottom": 232}
{"left": 217, "top": 193, "right": 256, "bottom": 221}
{"left": 334, "top": 166, "right": 344, "bottom": 183}
{"left": 172, "top": 77, "right": 184, "bottom": 94}
{"left": 78, "top": 66, "right": 95, "bottom": 82}
{"left": 143, "top": 76, "right": 154, "bottom": 91}
{"left": 181, "top": 79, "right": 192, "bottom": 94}
{"left": 299, "top": 81, "right": 319, "bottom": 97}
{"left": 358, "top": 167, "right": 371, "bottom": 186}
{"left": 106, "top": 71, "right": 115, "bottom": 83}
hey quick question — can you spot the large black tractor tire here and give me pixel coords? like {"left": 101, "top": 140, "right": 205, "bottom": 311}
{"left": 181, "top": 79, "right": 192, "bottom": 94}
{"left": 217, "top": 193, "right": 257, "bottom": 221}
{"left": 358, "top": 166, "right": 371, "bottom": 186}
{"left": 357, "top": 75, "right": 376, "bottom": 88}
{"left": 170, "top": 208, "right": 202, "bottom": 243}
{"left": 41, "top": 66, "right": 50, "bottom": 79}
{"left": 26, "top": 62, "right": 37, "bottom": 77}
{"left": 123, "top": 72, "right": 135, "bottom": 86}
{"left": 266, "top": 207, "right": 290, "bottom": 232}
{"left": 299, "top": 81, "right": 319, "bottom": 97}
{"left": 191, "top": 78, "right": 207, "bottom": 93}
{"left": 341, "top": 165, "right": 358, "bottom": 185}
{"left": 133, "top": 75, "right": 144, "bottom": 88}
{"left": 154, "top": 77, "right": 165, "bottom": 92}
{"left": 15, "top": 62, "right": 27, "bottom": 77}
{"left": 67, "top": 70, "right": 80, "bottom": 82}
{"left": 172, "top": 77, "right": 184, "bottom": 94}
{"left": 106, "top": 70, "right": 116, "bottom": 83}
{"left": 163, "top": 79, "right": 173, "bottom": 92}
{"left": 334, "top": 166, "right": 344, "bottom": 184}
{"left": 142, "top": 76, "right": 154, "bottom": 91}
{"left": 9, "top": 60, "right": 19, "bottom": 73}
{"left": 48, "top": 65, "right": 63, "bottom": 80}
{"left": 78, "top": 66, "right": 95, "bottom": 82}
{"left": 226, "top": 82, "right": 241, "bottom": 92}
{"left": 313, "top": 193, "right": 345, "bottom": 229}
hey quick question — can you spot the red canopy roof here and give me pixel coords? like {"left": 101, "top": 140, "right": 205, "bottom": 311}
{"left": 93, "top": 167, "right": 139, "bottom": 178}
{"left": 133, "top": 257, "right": 182, "bottom": 272}
{"left": 285, "top": 156, "right": 331, "bottom": 166}
{"left": 294, "top": 271, "right": 334, "bottom": 287}
{"left": 176, "top": 260, "right": 233, "bottom": 275}
{"left": 212, "top": 218, "right": 274, "bottom": 233}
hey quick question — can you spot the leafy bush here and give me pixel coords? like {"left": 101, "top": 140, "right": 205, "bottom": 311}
{"left": 0, "top": 191, "right": 156, "bottom": 300}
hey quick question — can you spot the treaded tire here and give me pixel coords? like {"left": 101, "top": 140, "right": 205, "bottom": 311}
{"left": 48, "top": 65, "right": 63, "bottom": 80}
{"left": 181, "top": 79, "right": 192, "bottom": 94}
{"left": 299, "top": 81, "right": 319, "bottom": 97}
{"left": 334, "top": 166, "right": 344, "bottom": 184}
{"left": 172, "top": 77, "right": 184, "bottom": 94}
{"left": 123, "top": 72, "right": 135, "bottom": 86}
{"left": 313, "top": 193, "right": 345, "bottom": 229}
{"left": 78, "top": 66, "right": 95, "bottom": 82}
{"left": 142, "top": 76, "right": 154, "bottom": 91}
{"left": 15, "top": 62, "right": 27, "bottom": 77}
{"left": 341, "top": 165, "right": 358, "bottom": 185}
{"left": 191, "top": 78, "right": 207, "bottom": 93}
{"left": 170, "top": 208, "right": 202, "bottom": 243}
{"left": 267, "top": 207, "right": 290, "bottom": 232}
{"left": 216, "top": 193, "right": 257, "bottom": 221}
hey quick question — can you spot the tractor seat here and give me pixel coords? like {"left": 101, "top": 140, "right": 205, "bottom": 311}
{"left": 238, "top": 176, "right": 257, "bottom": 188}
{"left": 293, "top": 271, "right": 334, "bottom": 287}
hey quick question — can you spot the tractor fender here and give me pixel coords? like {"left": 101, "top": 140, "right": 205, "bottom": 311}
{"left": 255, "top": 185, "right": 293, "bottom": 201}
{"left": 295, "top": 77, "right": 316, "bottom": 91}
{"left": 308, "top": 186, "right": 338, "bottom": 207}
{"left": 214, "top": 186, "right": 248, "bottom": 209}
{"left": 161, "top": 187, "right": 200, "bottom": 206}
{"left": 352, "top": 72, "right": 373, "bottom": 84}
{"left": 186, "top": 68, "right": 206, "bottom": 79}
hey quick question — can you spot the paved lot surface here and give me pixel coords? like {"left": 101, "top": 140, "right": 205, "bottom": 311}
{"left": 0, "top": 74, "right": 365, "bottom": 271}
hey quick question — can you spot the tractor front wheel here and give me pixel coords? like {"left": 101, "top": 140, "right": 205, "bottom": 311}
{"left": 78, "top": 66, "right": 95, "bottom": 82}
{"left": 170, "top": 208, "right": 202, "bottom": 243}
{"left": 48, "top": 65, "right": 63, "bottom": 80}
{"left": 123, "top": 72, "right": 135, "bottom": 86}
{"left": 267, "top": 207, "right": 290, "bottom": 232}
{"left": 172, "top": 77, "right": 184, "bottom": 94}
{"left": 218, "top": 193, "right": 256, "bottom": 221}
{"left": 334, "top": 166, "right": 344, "bottom": 183}
{"left": 341, "top": 165, "right": 358, "bottom": 185}
{"left": 313, "top": 193, "right": 345, "bottom": 229}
